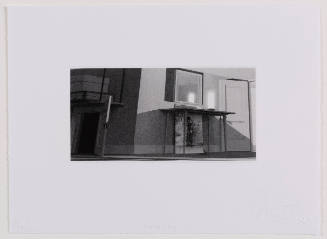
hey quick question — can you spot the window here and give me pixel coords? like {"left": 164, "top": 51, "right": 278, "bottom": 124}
{"left": 165, "top": 68, "right": 203, "bottom": 105}
{"left": 175, "top": 69, "right": 203, "bottom": 105}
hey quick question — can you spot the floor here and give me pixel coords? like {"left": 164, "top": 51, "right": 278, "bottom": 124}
{"left": 72, "top": 151, "right": 256, "bottom": 161}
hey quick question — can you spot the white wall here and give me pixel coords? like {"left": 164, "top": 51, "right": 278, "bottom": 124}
{"left": 137, "top": 68, "right": 173, "bottom": 114}
{"left": 224, "top": 80, "right": 251, "bottom": 151}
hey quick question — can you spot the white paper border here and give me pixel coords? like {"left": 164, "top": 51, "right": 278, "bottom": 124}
{"left": 0, "top": 0, "right": 325, "bottom": 238}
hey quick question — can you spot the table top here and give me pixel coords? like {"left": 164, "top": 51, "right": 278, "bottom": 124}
{"left": 160, "top": 107, "right": 235, "bottom": 116}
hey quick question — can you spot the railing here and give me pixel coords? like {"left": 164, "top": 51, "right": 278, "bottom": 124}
{"left": 71, "top": 75, "right": 110, "bottom": 102}
{"left": 71, "top": 90, "right": 110, "bottom": 102}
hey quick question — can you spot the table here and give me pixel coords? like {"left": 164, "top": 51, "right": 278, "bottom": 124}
{"left": 160, "top": 107, "right": 235, "bottom": 154}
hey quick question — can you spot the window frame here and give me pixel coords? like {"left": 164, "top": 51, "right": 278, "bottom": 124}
{"left": 174, "top": 68, "right": 204, "bottom": 106}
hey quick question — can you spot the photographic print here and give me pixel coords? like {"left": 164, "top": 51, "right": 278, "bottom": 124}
{"left": 7, "top": 4, "right": 321, "bottom": 235}
{"left": 70, "top": 68, "right": 256, "bottom": 160}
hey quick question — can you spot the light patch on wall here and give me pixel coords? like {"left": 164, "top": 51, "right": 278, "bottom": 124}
{"left": 187, "top": 92, "right": 196, "bottom": 104}
{"left": 207, "top": 90, "right": 216, "bottom": 109}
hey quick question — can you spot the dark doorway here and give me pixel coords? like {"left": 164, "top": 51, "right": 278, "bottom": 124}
{"left": 78, "top": 113, "right": 100, "bottom": 154}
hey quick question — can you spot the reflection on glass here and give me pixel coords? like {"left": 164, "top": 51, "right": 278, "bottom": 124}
{"left": 207, "top": 90, "right": 216, "bottom": 109}
{"left": 187, "top": 92, "right": 196, "bottom": 103}
{"left": 175, "top": 70, "right": 202, "bottom": 105}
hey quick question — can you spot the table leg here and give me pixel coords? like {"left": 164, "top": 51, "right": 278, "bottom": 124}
{"left": 163, "top": 112, "right": 168, "bottom": 154}
{"left": 183, "top": 111, "right": 187, "bottom": 154}
{"left": 207, "top": 115, "right": 210, "bottom": 153}
{"left": 173, "top": 111, "right": 176, "bottom": 154}
{"left": 219, "top": 116, "right": 223, "bottom": 151}
{"left": 223, "top": 115, "right": 227, "bottom": 152}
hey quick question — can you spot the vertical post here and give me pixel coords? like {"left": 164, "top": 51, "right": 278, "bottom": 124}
{"left": 223, "top": 115, "right": 227, "bottom": 152}
{"left": 183, "top": 110, "right": 186, "bottom": 154}
{"left": 99, "top": 68, "right": 106, "bottom": 102}
{"left": 247, "top": 81, "right": 253, "bottom": 152}
{"left": 201, "top": 73, "right": 204, "bottom": 105}
{"left": 173, "top": 111, "right": 176, "bottom": 154}
{"left": 163, "top": 112, "right": 168, "bottom": 154}
{"left": 119, "top": 69, "right": 126, "bottom": 102}
{"left": 101, "top": 95, "right": 112, "bottom": 157}
{"left": 219, "top": 115, "right": 223, "bottom": 152}
{"left": 207, "top": 115, "right": 210, "bottom": 154}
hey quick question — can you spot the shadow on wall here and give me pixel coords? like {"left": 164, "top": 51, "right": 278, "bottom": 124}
{"left": 134, "top": 109, "right": 174, "bottom": 154}
{"left": 133, "top": 109, "right": 255, "bottom": 155}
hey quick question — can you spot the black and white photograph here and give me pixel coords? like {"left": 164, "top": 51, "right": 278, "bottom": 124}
{"left": 4, "top": 3, "right": 322, "bottom": 236}
{"left": 71, "top": 68, "right": 256, "bottom": 160}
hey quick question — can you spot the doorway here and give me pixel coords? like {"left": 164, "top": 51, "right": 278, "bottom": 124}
{"left": 225, "top": 80, "right": 251, "bottom": 151}
{"left": 77, "top": 113, "right": 100, "bottom": 154}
